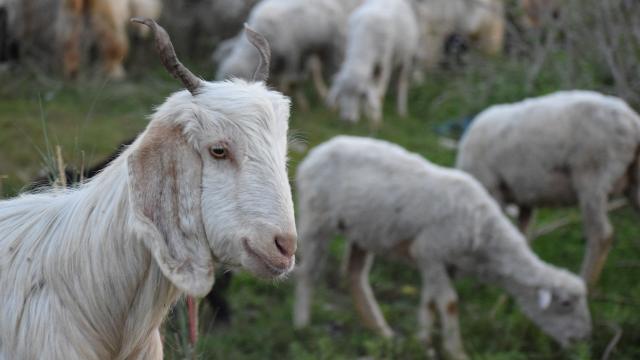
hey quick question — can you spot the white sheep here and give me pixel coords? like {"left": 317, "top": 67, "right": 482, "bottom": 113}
{"left": 412, "top": 0, "right": 505, "bottom": 68}
{"left": 456, "top": 90, "right": 640, "bottom": 287}
{"left": 293, "top": 136, "right": 591, "bottom": 360}
{"left": 326, "top": 0, "right": 419, "bottom": 124}
{"left": 215, "top": 0, "right": 361, "bottom": 106}
{"left": 0, "top": 19, "right": 297, "bottom": 359}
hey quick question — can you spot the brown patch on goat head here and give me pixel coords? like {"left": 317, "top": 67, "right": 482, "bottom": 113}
{"left": 133, "top": 124, "right": 185, "bottom": 220}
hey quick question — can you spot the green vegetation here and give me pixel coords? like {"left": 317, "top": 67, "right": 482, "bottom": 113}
{"left": 0, "top": 52, "right": 638, "bottom": 359}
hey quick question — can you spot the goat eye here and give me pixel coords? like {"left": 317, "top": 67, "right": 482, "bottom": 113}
{"left": 210, "top": 146, "right": 227, "bottom": 159}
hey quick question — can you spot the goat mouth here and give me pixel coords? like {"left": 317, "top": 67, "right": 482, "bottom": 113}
{"left": 242, "top": 238, "right": 292, "bottom": 277}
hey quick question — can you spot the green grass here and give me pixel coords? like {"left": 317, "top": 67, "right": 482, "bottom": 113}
{"left": 0, "top": 54, "right": 638, "bottom": 359}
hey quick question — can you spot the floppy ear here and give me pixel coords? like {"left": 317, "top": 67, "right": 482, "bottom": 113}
{"left": 127, "top": 123, "right": 214, "bottom": 297}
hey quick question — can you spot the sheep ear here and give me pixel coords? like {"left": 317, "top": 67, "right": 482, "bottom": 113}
{"left": 537, "top": 288, "right": 553, "bottom": 310}
{"left": 127, "top": 123, "right": 214, "bottom": 297}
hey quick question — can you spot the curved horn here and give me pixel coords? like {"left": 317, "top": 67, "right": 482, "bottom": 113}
{"left": 131, "top": 17, "right": 202, "bottom": 95}
{"left": 244, "top": 24, "right": 271, "bottom": 82}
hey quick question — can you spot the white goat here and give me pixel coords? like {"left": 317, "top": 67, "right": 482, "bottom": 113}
{"left": 456, "top": 90, "right": 640, "bottom": 287}
{"left": 326, "top": 0, "right": 418, "bottom": 124}
{"left": 215, "top": 0, "right": 362, "bottom": 106}
{"left": 412, "top": 0, "right": 504, "bottom": 68}
{"left": 0, "top": 20, "right": 297, "bottom": 359}
{"left": 294, "top": 136, "right": 591, "bottom": 360}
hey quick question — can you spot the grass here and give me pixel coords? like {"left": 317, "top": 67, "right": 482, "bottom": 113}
{"left": 0, "top": 53, "right": 638, "bottom": 359}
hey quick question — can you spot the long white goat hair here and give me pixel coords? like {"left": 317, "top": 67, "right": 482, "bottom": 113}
{"left": 0, "top": 20, "right": 296, "bottom": 359}
{"left": 0, "top": 140, "right": 174, "bottom": 359}
{"left": 0, "top": 80, "right": 294, "bottom": 359}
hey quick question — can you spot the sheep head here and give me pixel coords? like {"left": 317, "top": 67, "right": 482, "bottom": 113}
{"left": 516, "top": 272, "right": 591, "bottom": 346}
{"left": 327, "top": 70, "right": 379, "bottom": 123}
{"left": 128, "top": 19, "right": 295, "bottom": 297}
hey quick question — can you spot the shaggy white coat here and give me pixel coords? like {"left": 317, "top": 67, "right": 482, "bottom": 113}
{"left": 0, "top": 79, "right": 296, "bottom": 359}
{"left": 294, "top": 136, "right": 591, "bottom": 360}
{"left": 326, "top": 0, "right": 418, "bottom": 124}
{"left": 456, "top": 90, "right": 640, "bottom": 286}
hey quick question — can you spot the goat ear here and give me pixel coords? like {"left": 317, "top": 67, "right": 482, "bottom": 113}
{"left": 127, "top": 123, "right": 214, "bottom": 297}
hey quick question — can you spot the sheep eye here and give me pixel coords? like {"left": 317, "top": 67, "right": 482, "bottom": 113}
{"left": 560, "top": 300, "right": 572, "bottom": 308}
{"left": 210, "top": 146, "right": 227, "bottom": 159}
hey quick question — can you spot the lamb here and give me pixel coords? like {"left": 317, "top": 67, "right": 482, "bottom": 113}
{"left": 456, "top": 90, "right": 640, "bottom": 288}
{"left": 326, "top": 0, "right": 418, "bottom": 124}
{"left": 412, "top": 0, "right": 504, "bottom": 68}
{"left": 0, "top": 19, "right": 297, "bottom": 359}
{"left": 61, "top": 0, "right": 162, "bottom": 79}
{"left": 215, "top": 0, "right": 362, "bottom": 106}
{"left": 293, "top": 136, "right": 591, "bottom": 360}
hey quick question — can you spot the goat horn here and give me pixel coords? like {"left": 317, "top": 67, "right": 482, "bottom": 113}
{"left": 131, "top": 17, "right": 202, "bottom": 95}
{"left": 244, "top": 24, "right": 271, "bottom": 82}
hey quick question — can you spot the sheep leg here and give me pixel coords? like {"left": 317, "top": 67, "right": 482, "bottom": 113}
{"left": 376, "top": 60, "right": 392, "bottom": 101}
{"left": 476, "top": 15, "right": 505, "bottom": 56}
{"left": 418, "top": 263, "right": 468, "bottom": 360}
{"left": 293, "top": 225, "right": 331, "bottom": 328}
{"left": 293, "top": 267, "right": 314, "bottom": 328}
{"left": 417, "top": 275, "right": 437, "bottom": 347}
{"left": 578, "top": 191, "right": 613, "bottom": 288}
{"left": 92, "top": 2, "right": 129, "bottom": 79}
{"left": 347, "top": 243, "right": 394, "bottom": 338}
{"left": 62, "top": 0, "right": 85, "bottom": 78}
{"left": 308, "top": 55, "right": 328, "bottom": 100}
{"left": 517, "top": 206, "right": 536, "bottom": 243}
{"left": 396, "top": 59, "right": 411, "bottom": 117}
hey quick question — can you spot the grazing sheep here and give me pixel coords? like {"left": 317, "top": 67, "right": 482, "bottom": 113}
{"left": 216, "top": 0, "right": 361, "bottom": 106}
{"left": 294, "top": 136, "right": 591, "bottom": 360}
{"left": 0, "top": 19, "right": 297, "bottom": 359}
{"left": 61, "top": 0, "right": 162, "bottom": 79}
{"left": 412, "top": 0, "right": 504, "bottom": 68}
{"left": 326, "top": 0, "right": 418, "bottom": 124}
{"left": 456, "top": 90, "right": 640, "bottom": 287}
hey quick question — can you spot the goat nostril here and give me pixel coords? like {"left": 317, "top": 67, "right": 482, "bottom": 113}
{"left": 274, "top": 234, "right": 296, "bottom": 257}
